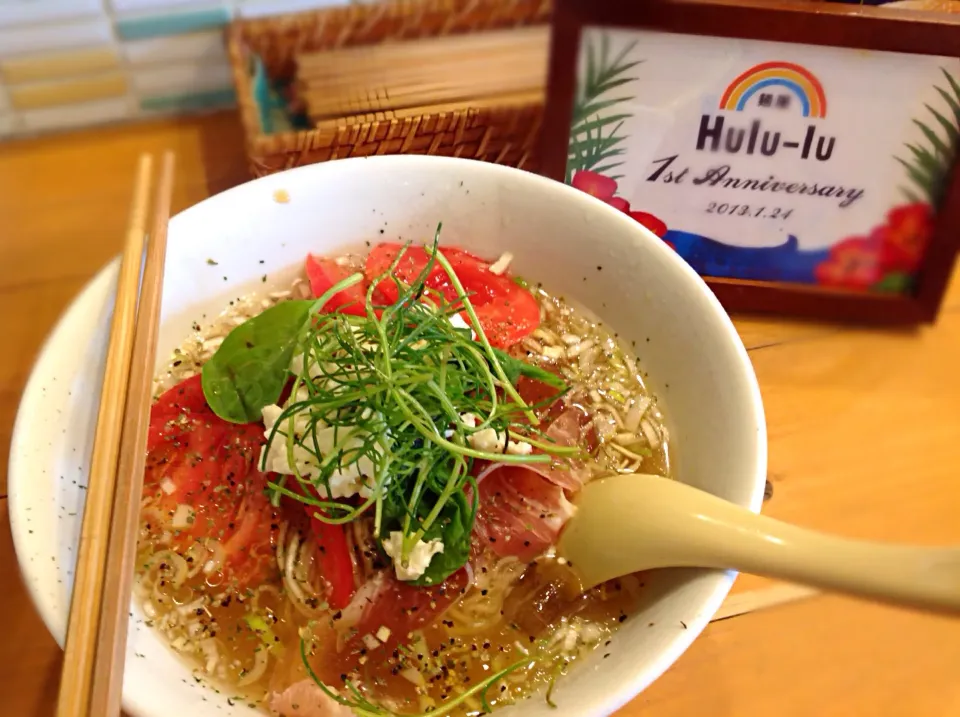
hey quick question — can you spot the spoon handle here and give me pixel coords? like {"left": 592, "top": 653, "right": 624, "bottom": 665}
{"left": 561, "top": 475, "right": 960, "bottom": 614}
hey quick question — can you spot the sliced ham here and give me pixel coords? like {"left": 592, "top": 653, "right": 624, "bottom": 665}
{"left": 469, "top": 400, "right": 599, "bottom": 562}
{"left": 337, "top": 569, "right": 469, "bottom": 652}
{"left": 472, "top": 463, "right": 577, "bottom": 562}
{"left": 268, "top": 679, "right": 353, "bottom": 717}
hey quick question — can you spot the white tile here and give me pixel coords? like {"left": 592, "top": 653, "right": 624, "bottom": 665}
{"left": 110, "top": 0, "right": 215, "bottom": 12}
{"left": 122, "top": 29, "right": 226, "bottom": 66}
{"left": 0, "top": 112, "right": 17, "bottom": 137}
{"left": 131, "top": 60, "right": 232, "bottom": 95}
{"left": 0, "top": 18, "right": 113, "bottom": 59}
{"left": 237, "top": 0, "right": 352, "bottom": 18}
{"left": 0, "top": 0, "right": 103, "bottom": 30}
{"left": 20, "top": 96, "right": 132, "bottom": 132}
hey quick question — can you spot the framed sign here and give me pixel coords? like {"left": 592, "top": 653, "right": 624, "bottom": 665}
{"left": 541, "top": 0, "right": 960, "bottom": 323}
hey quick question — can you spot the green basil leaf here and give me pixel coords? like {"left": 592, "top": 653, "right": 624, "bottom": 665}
{"left": 201, "top": 299, "right": 313, "bottom": 423}
{"left": 412, "top": 491, "right": 473, "bottom": 587}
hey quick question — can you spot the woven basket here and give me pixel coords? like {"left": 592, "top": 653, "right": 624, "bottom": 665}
{"left": 227, "top": 0, "right": 552, "bottom": 178}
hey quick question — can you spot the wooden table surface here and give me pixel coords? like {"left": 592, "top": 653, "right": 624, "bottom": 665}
{"left": 2, "top": 112, "right": 960, "bottom": 717}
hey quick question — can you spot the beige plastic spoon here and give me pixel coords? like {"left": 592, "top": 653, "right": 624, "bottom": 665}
{"left": 556, "top": 473, "right": 960, "bottom": 614}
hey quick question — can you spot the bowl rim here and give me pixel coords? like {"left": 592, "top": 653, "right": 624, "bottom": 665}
{"left": 8, "top": 154, "right": 767, "bottom": 717}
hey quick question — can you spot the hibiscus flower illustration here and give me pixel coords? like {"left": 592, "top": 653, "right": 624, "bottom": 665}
{"left": 570, "top": 170, "right": 669, "bottom": 239}
{"left": 880, "top": 202, "right": 932, "bottom": 273}
{"left": 571, "top": 170, "right": 630, "bottom": 211}
{"left": 814, "top": 234, "right": 885, "bottom": 290}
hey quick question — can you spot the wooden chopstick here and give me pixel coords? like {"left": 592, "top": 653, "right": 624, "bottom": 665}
{"left": 57, "top": 154, "right": 155, "bottom": 717}
{"left": 56, "top": 152, "right": 175, "bottom": 717}
{"left": 90, "top": 152, "right": 176, "bottom": 716}
{"left": 711, "top": 584, "right": 820, "bottom": 622}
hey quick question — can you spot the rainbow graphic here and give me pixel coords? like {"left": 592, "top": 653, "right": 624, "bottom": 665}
{"left": 719, "top": 61, "right": 827, "bottom": 118}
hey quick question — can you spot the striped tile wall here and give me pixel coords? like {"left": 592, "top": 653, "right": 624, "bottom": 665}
{"left": 0, "top": 0, "right": 358, "bottom": 139}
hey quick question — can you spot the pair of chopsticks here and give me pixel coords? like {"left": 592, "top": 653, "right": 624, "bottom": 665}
{"left": 57, "top": 152, "right": 176, "bottom": 717}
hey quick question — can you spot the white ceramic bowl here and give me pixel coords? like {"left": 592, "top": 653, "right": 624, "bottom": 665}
{"left": 9, "top": 155, "right": 766, "bottom": 717}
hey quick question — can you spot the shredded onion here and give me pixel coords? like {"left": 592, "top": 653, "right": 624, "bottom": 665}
{"left": 624, "top": 397, "right": 651, "bottom": 433}
{"left": 488, "top": 252, "right": 514, "bottom": 275}
{"left": 176, "top": 597, "right": 206, "bottom": 616}
{"left": 640, "top": 417, "right": 660, "bottom": 449}
{"left": 144, "top": 550, "right": 189, "bottom": 588}
{"left": 202, "top": 542, "right": 225, "bottom": 575}
{"left": 236, "top": 646, "right": 270, "bottom": 687}
{"left": 400, "top": 666, "right": 426, "bottom": 688}
{"left": 199, "top": 638, "right": 219, "bottom": 674}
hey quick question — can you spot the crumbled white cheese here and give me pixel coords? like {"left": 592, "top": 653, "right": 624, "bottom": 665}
{"left": 448, "top": 313, "right": 477, "bottom": 339}
{"left": 381, "top": 532, "right": 444, "bottom": 581}
{"left": 459, "top": 413, "right": 533, "bottom": 455}
{"left": 376, "top": 626, "right": 392, "bottom": 643}
{"left": 259, "top": 403, "right": 378, "bottom": 499}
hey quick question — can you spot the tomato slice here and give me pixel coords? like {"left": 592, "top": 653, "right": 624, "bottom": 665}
{"left": 150, "top": 372, "right": 208, "bottom": 420}
{"left": 363, "top": 243, "right": 540, "bottom": 347}
{"left": 364, "top": 244, "right": 487, "bottom": 305}
{"left": 308, "top": 510, "right": 357, "bottom": 610}
{"left": 305, "top": 254, "right": 370, "bottom": 316}
{"left": 454, "top": 262, "right": 541, "bottom": 348}
{"left": 144, "top": 376, "right": 280, "bottom": 589}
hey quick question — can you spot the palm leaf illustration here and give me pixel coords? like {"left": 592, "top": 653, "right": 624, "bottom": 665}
{"left": 896, "top": 67, "right": 960, "bottom": 207}
{"left": 565, "top": 33, "right": 642, "bottom": 183}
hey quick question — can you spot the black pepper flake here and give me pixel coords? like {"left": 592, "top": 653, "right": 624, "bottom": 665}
{"left": 680, "top": 621, "right": 688, "bottom": 629}
{"left": 618, "top": 615, "right": 627, "bottom": 623}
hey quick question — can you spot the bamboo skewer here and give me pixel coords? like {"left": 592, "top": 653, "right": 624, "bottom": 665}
{"left": 294, "top": 25, "right": 549, "bottom": 129}
{"left": 298, "top": 47, "right": 548, "bottom": 88}
{"left": 89, "top": 152, "right": 175, "bottom": 716}
{"left": 297, "top": 55, "right": 547, "bottom": 102}
{"left": 311, "top": 90, "right": 543, "bottom": 130}
{"left": 304, "top": 74, "right": 545, "bottom": 118}
{"left": 296, "top": 26, "right": 549, "bottom": 77}
{"left": 55, "top": 152, "right": 175, "bottom": 717}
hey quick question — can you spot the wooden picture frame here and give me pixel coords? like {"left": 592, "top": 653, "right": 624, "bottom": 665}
{"left": 540, "top": 0, "right": 960, "bottom": 324}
